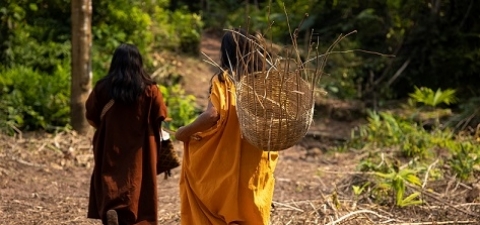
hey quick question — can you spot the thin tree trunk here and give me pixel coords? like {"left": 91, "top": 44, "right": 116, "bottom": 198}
{"left": 431, "top": 0, "right": 441, "bottom": 16}
{"left": 245, "top": 0, "right": 249, "bottom": 28}
{"left": 71, "top": 0, "right": 92, "bottom": 134}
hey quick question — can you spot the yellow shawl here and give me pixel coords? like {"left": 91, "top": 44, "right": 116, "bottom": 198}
{"left": 179, "top": 75, "right": 278, "bottom": 225}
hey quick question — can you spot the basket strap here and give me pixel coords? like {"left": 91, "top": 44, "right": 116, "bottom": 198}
{"left": 100, "top": 99, "right": 115, "bottom": 121}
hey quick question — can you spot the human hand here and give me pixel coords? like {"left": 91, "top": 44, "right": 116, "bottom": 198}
{"left": 191, "top": 134, "right": 202, "bottom": 141}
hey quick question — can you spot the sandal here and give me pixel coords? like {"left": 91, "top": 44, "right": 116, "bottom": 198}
{"left": 105, "top": 210, "right": 119, "bottom": 225}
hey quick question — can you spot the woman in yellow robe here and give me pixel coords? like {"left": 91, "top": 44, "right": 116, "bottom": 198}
{"left": 175, "top": 29, "right": 278, "bottom": 225}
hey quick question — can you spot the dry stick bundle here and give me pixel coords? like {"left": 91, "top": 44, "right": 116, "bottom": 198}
{"left": 201, "top": 4, "right": 392, "bottom": 151}
{"left": 223, "top": 12, "right": 357, "bottom": 151}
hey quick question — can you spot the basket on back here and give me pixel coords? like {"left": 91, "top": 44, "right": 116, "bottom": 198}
{"left": 236, "top": 70, "right": 314, "bottom": 151}
{"left": 227, "top": 29, "right": 322, "bottom": 151}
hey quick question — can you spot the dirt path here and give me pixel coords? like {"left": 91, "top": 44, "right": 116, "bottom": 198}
{"left": 0, "top": 116, "right": 360, "bottom": 225}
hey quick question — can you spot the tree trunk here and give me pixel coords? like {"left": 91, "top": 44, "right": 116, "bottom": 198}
{"left": 245, "top": 0, "right": 249, "bottom": 27}
{"left": 71, "top": 0, "right": 92, "bottom": 135}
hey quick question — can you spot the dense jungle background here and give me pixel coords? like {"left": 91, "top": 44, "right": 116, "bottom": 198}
{"left": 1, "top": 0, "right": 480, "bottom": 224}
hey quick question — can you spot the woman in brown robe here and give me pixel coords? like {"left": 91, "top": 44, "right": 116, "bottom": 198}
{"left": 85, "top": 43, "right": 167, "bottom": 225}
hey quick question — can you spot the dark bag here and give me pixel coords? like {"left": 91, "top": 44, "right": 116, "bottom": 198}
{"left": 156, "top": 128, "right": 180, "bottom": 179}
{"left": 148, "top": 94, "right": 180, "bottom": 179}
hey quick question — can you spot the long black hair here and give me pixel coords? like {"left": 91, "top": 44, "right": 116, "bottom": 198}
{"left": 217, "top": 28, "right": 266, "bottom": 82}
{"left": 103, "top": 43, "right": 154, "bottom": 104}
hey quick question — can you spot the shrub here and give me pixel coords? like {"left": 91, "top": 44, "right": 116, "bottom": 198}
{"left": 0, "top": 63, "right": 71, "bottom": 133}
{"left": 341, "top": 93, "right": 480, "bottom": 207}
{"left": 158, "top": 84, "right": 199, "bottom": 131}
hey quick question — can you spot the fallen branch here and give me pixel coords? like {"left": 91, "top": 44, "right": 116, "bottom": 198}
{"left": 386, "top": 58, "right": 411, "bottom": 87}
{"left": 359, "top": 205, "right": 395, "bottom": 218}
{"left": 325, "top": 209, "right": 392, "bottom": 225}
{"left": 408, "top": 183, "right": 480, "bottom": 218}
{"left": 422, "top": 159, "right": 439, "bottom": 189}
{"left": 12, "top": 157, "right": 45, "bottom": 168}
{"left": 390, "top": 221, "right": 477, "bottom": 225}
{"left": 362, "top": 58, "right": 410, "bottom": 97}
{"left": 420, "top": 203, "right": 480, "bottom": 209}
{"left": 317, "top": 169, "right": 376, "bottom": 176}
{"left": 272, "top": 201, "right": 304, "bottom": 212}
{"left": 308, "top": 200, "right": 322, "bottom": 218}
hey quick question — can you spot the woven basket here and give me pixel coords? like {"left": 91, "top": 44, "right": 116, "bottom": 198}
{"left": 236, "top": 70, "right": 315, "bottom": 151}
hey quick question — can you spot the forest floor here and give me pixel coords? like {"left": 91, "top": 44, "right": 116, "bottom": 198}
{"left": 1, "top": 31, "right": 480, "bottom": 225}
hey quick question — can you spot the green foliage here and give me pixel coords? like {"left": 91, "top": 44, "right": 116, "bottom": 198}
{"left": 92, "top": 0, "right": 203, "bottom": 78}
{"left": 1, "top": 0, "right": 204, "bottom": 78}
{"left": 445, "top": 140, "right": 480, "bottom": 181}
{"left": 216, "top": 0, "right": 480, "bottom": 100}
{"left": 343, "top": 86, "right": 480, "bottom": 207}
{"left": 409, "top": 87, "right": 457, "bottom": 107}
{"left": 375, "top": 167, "right": 423, "bottom": 207}
{"left": 349, "top": 111, "right": 436, "bottom": 159}
{"left": 159, "top": 84, "right": 198, "bottom": 131}
{"left": 154, "top": 8, "right": 204, "bottom": 55}
{"left": 1, "top": 0, "right": 71, "bottom": 71}
{"left": 349, "top": 87, "right": 461, "bottom": 159}
{"left": 0, "top": 0, "right": 204, "bottom": 132}
{"left": 92, "top": 0, "right": 155, "bottom": 75}
{"left": 174, "top": 10, "right": 203, "bottom": 55}
{"left": 199, "top": 0, "right": 244, "bottom": 30}
{"left": 352, "top": 182, "right": 369, "bottom": 197}
{"left": 0, "top": 63, "right": 71, "bottom": 133}
{"left": 349, "top": 109, "right": 480, "bottom": 181}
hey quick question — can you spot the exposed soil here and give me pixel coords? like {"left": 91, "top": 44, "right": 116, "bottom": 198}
{"left": 1, "top": 31, "right": 480, "bottom": 225}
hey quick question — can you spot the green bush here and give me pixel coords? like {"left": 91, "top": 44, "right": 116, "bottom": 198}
{"left": 92, "top": 1, "right": 203, "bottom": 78}
{"left": 92, "top": 0, "right": 155, "bottom": 79}
{"left": 158, "top": 84, "right": 199, "bottom": 131}
{"left": 342, "top": 85, "right": 478, "bottom": 207}
{"left": 444, "top": 139, "right": 480, "bottom": 181}
{"left": 0, "top": 63, "right": 71, "bottom": 133}
{"left": 173, "top": 10, "right": 203, "bottom": 55}
{"left": 151, "top": 6, "right": 203, "bottom": 55}
{"left": 2, "top": 0, "right": 204, "bottom": 83}
{"left": 343, "top": 108, "right": 480, "bottom": 207}
{"left": 0, "top": 0, "right": 204, "bottom": 133}
{"left": 1, "top": 1, "right": 71, "bottom": 70}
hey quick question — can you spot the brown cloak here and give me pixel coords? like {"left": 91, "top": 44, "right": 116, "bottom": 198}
{"left": 85, "top": 80, "right": 167, "bottom": 225}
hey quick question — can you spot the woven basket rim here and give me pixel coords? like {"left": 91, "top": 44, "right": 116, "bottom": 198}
{"left": 235, "top": 70, "right": 315, "bottom": 151}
